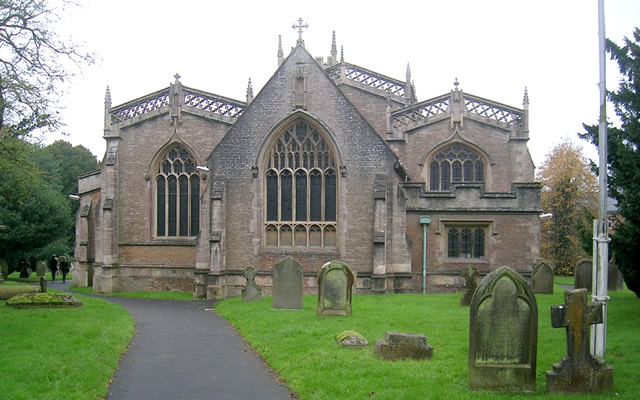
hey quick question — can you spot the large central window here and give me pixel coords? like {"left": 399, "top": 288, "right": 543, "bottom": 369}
{"left": 155, "top": 145, "right": 200, "bottom": 237}
{"left": 264, "top": 120, "right": 337, "bottom": 248}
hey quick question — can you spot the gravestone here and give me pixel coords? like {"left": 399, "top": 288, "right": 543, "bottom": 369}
{"left": 40, "top": 277, "right": 47, "bottom": 293}
{"left": 575, "top": 259, "right": 624, "bottom": 292}
{"left": 317, "top": 261, "right": 355, "bottom": 316}
{"left": 335, "top": 330, "right": 369, "bottom": 348}
{"left": 608, "top": 263, "right": 624, "bottom": 291}
{"left": 242, "top": 265, "right": 262, "bottom": 302}
{"left": 36, "top": 261, "right": 46, "bottom": 277}
{"left": 574, "top": 259, "right": 592, "bottom": 291}
{"left": 460, "top": 265, "right": 480, "bottom": 306}
{"left": 468, "top": 266, "right": 537, "bottom": 392}
{"left": 546, "top": 289, "right": 614, "bottom": 393}
{"left": 374, "top": 332, "right": 433, "bottom": 361}
{"left": 532, "top": 260, "right": 554, "bottom": 294}
{"left": 272, "top": 256, "right": 303, "bottom": 310}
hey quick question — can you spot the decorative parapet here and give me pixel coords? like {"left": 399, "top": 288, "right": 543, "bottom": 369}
{"left": 326, "top": 63, "right": 406, "bottom": 101}
{"left": 391, "top": 91, "right": 525, "bottom": 135}
{"left": 391, "top": 94, "right": 450, "bottom": 129}
{"left": 109, "top": 86, "right": 245, "bottom": 125}
{"left": 464, "top": 94, "right": 523, "bottom": 130}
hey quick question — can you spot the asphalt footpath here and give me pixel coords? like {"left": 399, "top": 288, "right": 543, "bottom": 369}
{"left": 50, "top": 280, "right": 294, "bottom": 400}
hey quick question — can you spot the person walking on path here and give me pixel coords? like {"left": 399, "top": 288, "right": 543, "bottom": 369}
{"left": 49, "top": 255, "right": 58, "bottom": 281}
{"left": 59, "top": 256, "right": 70, "bottom": 283}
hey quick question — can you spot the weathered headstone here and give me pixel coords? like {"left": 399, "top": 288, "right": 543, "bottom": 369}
{"left": 36, "top": 261, "right": 46, "bottom": 277}
{"left": 374, "top": 332, "right": 433, "bottom": 361}
{"left": 546, "top": 289, "right": 614, "bottom": 393}
{"left": 532, "top": 260, "right": 554, "bottom": 294}
{"left": 242, "top": 265, "right": 262, "bottom": 302}
{"left": 460, "top": 265, "right": 480, "bottom": 306}
{"left": 468, "top": 266, "right": 537, "bottom": 392}
{"left": 40, "top": 277, "right": 47, "bottom": 293}
{"left": 272, "top": 256, "right": 303, "bottom": 310}
{"left": 317, "top": 261, "right": 355, "bottom": 316}
{"left": 574, "top": 259, "right": 592, "bottom": 291}
{"left": 608, "top": 263, "right": 624, "bottom": 291}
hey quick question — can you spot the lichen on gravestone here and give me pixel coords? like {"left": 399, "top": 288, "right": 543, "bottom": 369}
{"left": 335, "top": 330, "right": 369, "bottom": 348}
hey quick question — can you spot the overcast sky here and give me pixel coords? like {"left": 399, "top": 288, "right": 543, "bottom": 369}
{"left": 50, "top": 0, "right": 640, "bottom": 169}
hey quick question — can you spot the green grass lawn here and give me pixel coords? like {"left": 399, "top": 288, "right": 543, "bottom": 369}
{"left": 0, "top": 290, "right": 135, "bottom": 400}
{"left": 216, "top": 285, "right": 639, "bottom": 400}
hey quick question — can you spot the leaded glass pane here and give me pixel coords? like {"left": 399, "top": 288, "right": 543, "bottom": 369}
{"left": 295, "top": 170, "right": 307, "bottom": 221}
{"left": 190, "top": 175, "right": 199, "bottom": 235}
{"left": 452, "top": 160, "right": 462, "bottom": 182}
{"left": 280, "top": 171, "right": 292, "bottom": 221}
{"left": 156, "top": 176, "right": 165, "bottom": 236}
{"left": 476, "top": 160, "right": 484, "bottom": 182}
{"left": 463, "top": 161, "right": 474, "bottom": 182}
{"left": 448, "top": 228, "right": 459, "bottom": 258}
{"left": 441, "top": 162, "right": 451, "bottom": 191}
{"left": 474, "top": 228, "right": 485, "bottom": 258}
{"left": 168, "top": 175, "right": 177, "bottom": 236}
{"left": 266, "top": 171, "right": 278, "bottom": 221}
{"left": 310, "top": 170, "right": 322, "bottom": 221}
{"left": 461, "top": 228, "right": 472, "bottom": 258}
{"left": 179, "top": 175, "right": 188, "bottom": 236}
{"left": 430, "top": 161, "right": 440, "bottom": 191}
{"left": 325, "top": 170, "right": 336, "bottom": 221}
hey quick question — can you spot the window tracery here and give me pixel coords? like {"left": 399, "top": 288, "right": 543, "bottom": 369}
{"left": 429, "top": 144, "right": 485, "bottom": 191}
{"left": 264, "top": 120, "right": 337, "bottom": 248}
{"left": 155, "top": 145, "right": 199, "bottom": 237}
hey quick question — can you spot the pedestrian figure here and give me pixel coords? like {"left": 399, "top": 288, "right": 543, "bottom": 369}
{"left": 49, "top": 255, "right": 58, "bottom": 281}
{"left": 59, "top": 256, "right": 70, "bottom": 283}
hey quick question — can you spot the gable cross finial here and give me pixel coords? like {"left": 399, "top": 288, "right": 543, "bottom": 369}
{"left": 174, "top": 73, "right": 181, "bottom": 83}
{"left": 454, "top": 78, "right": 459, "bottom": 90}
{"left": 292, "top": 18, "right": 309, "bottom": 46}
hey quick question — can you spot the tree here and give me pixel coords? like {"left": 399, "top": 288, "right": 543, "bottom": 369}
{"left": 537, "top": 139, "right": 598, "bottom": 275}
{"left": 580, "top": 28, "right": 640, "bottom": 297}
{"left": 0, "top": 0, "right": 94, "bottom": 137}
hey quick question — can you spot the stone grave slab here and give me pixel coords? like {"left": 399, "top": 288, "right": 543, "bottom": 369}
{"left": 532, "top": 260, "right": 554, "bottom": 294}
{"left": 272, "top": 256, "right": 303, "bottom": 310}
{"left": 574, "top": 259, "right": 592, "bottom": 291}
{"left": 546, "top": 288, "right": 614, "bottom": 393}
{"left": 468, "top": 266, "right": 537, "bottom": 392}
{"left": 317, "top": 261, "right": 355, "bottom": 316}
{"left": 242, "top": 265, "right": 262, "bottom": 302}
{"left": 460, "top": 265, "right": 480, "bottom": 306}
{"left": 36, "top": 261, "right": 46, "bottom": 277}
{"left": 374, "top": 332, "right": 433, "bottom": 361}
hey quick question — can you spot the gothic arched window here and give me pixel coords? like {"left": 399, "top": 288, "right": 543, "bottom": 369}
{"left": 155, "top": 145, "right": 200, "bottom": 237}
{"left": 429, "top": 144, "right": 485, "bottom": 191}
{"left": 264, "top": 120, "right": 337, "bottom": 248}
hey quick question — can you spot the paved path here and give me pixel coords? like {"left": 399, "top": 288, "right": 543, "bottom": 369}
{"left": 50, "top": 281, "right": 293, "bottom": 400}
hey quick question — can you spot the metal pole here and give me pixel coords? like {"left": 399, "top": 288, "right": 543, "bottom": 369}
{"left": 419, "top": 216, "right": 432, "bottom": 294}
{"left": 591, "top": 0, "right": 610, "bottom": 359}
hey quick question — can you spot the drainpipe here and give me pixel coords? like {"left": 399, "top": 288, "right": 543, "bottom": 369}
{"left": 419, "top": 216, "right": 432, "bottom": 294}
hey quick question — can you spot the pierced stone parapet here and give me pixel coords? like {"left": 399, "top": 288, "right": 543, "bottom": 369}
{"left": 327, "top": 63, "right": 405, "bottom": 100}
{"left": 392, "top": 94, "right": 450, "bottom": 129}
{"left": 109, "top": 86, "right": 245, "bottom": 124}
{"left": 464, "top": 94, "right": 523, "bottom": 129}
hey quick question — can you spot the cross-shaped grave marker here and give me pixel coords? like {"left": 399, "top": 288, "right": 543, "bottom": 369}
{"left": 546, "top": 288, "right": 613, "bottom": 394}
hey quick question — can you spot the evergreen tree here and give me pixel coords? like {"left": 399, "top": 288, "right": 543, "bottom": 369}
{"left": 581, "top": 28, "right": 640, "bottom": 297}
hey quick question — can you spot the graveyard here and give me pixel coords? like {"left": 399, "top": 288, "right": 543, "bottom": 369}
{"left": 216, "top": 283, "right": 639, "bottom": 399}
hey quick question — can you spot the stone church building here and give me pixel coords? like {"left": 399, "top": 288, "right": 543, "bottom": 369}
{"left": 73, "top": 28, "right": 541, "bottom": 298}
